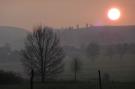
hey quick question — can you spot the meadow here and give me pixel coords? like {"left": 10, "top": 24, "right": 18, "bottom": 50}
{"left": 0, "top": 81, "right": 135, "bottom": 89}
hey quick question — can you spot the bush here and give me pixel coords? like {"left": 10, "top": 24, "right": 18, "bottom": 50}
{"left": 0, "top": 70, "right": 23, "bottom": 84}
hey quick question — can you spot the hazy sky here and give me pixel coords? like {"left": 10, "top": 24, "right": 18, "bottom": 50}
{"left": 0, "top": 0, "right": 135, "bottom": 30}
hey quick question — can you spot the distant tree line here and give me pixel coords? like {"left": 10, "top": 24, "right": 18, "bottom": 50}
{"left": 86, "top": 42, "right": 135, "bottom": 61}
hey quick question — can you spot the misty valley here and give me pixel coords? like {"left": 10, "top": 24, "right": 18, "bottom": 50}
{"left": 0, "top": 26, "right": 135, "bottom": 89}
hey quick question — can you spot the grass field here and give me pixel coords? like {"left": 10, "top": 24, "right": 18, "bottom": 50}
{"left": 0, "top": 81, "right": 135, "bottom": 89}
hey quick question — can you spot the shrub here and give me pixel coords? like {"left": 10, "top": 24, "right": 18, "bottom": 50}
{"left": 0, "top": 70, "right": 23, "bottom": 84}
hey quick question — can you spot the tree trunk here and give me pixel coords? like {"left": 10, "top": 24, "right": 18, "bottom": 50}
{"left": 30, "top": 69, "right": 34, "bottom": 89}
{"left": 41, "top": 72, "right": 45, "bottom": 83}
{"left": 75, "top": 71, "right": 77, "bottom": 81}
{"left": 98, "top": 70, "right": 102, "bottom": 89}
{"left": 41, "top": 61, "right": 45, "bottom": 83}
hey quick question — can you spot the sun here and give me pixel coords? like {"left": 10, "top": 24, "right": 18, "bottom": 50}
{"left": 108, "top": 8, "right": 121, "bottom": 21}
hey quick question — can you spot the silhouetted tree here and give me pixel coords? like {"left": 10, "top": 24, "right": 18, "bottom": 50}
{"left": 86, "top": 23, "right": 89, "bottom": 28}
{"left": 21, "top": 26, "right": 65, "bottom": 83}
{"left": 71, "top": 57, "right": 81, "bottom": 81}
{"left": 103, "top": 73, "right": 111, "bottom": 83}
{"left": 86, "top": 42, "right": 100, "bottom": 61}
{"left": 76, "top": 24, "right": 79, "bottom": 29}
{"left": 116, "top": 43, "right": 128, "bottom": 59}
{"left": 128, "top": 43, "right": 135, "bottom": 55}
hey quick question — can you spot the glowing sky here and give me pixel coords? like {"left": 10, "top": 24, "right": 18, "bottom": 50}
{"left": 0, "top": 0, "right": 135, "bottom": 30}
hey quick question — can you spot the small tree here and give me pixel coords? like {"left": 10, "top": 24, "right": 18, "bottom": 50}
{"left": 128, "top": 43, "right": 135, "bottom": 55}
{"left": 86, "top": 42, "right": 100, "bottom": 61}
{"left": 115, "top": 43, "right": 128, "bottom": 59}
{"left": 103, "top": 73, "right": 111, "bottom": 83}
{"left": 21, "top": 26, "right": 65, "bottom": 83}
{"left": 71, "top": 57, "right": 81, "bottom": 81}
{"left": 105, "top": 45, "right": 115, "bottom": 59}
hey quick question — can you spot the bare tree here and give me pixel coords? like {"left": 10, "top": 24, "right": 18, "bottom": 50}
{"left": 105, "top": 45, "right": 115, "bottom": 59}
{"left": 71, "top": 57, "right": 81, "bottom": 81}
{"left": 86, "top": 42, "right": 100, "bottom": 61}
{"left": 128, "top": 43, "right": 135, "bottom": 55}
{"left": 21, "top": 26, "right": 65, "bottom": 83}
{"left": 103, "top": 73, "right": 111, "bottom": 83}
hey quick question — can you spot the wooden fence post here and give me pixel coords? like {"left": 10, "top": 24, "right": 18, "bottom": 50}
{"left": 98, "top": 70, "right": 102, "bottom": 89}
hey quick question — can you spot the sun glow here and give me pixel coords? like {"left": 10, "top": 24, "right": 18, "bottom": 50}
{"left": 108, "top": 8, "right": 121, "bottom": 21}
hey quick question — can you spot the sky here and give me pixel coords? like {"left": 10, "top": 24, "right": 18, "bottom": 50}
{"left": 0, "top": 0, "right": 135, "bottom": 30}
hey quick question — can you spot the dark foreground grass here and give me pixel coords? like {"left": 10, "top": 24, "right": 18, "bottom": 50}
{"left": 0, "top": 81, "right": 135, "bottom": 89}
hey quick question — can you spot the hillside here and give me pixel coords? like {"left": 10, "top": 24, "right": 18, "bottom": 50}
{"left": 0, "top": 25, "right": 135, "bottom": 81}
{"left": 58, "top": 25, "right": 135, "bottom": 47}
{"left": 0, "top": 26, "right": 28, "bottom": 49}
{"left": 0, "top": 25, "right": 135, "bottom": 49}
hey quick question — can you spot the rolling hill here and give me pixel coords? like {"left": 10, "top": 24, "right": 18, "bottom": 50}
{"left": 0, "top": 26, "right": 28, "bottom": 50}
{"left": 0, "top": 25, "right": 135, "bottom": 81}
